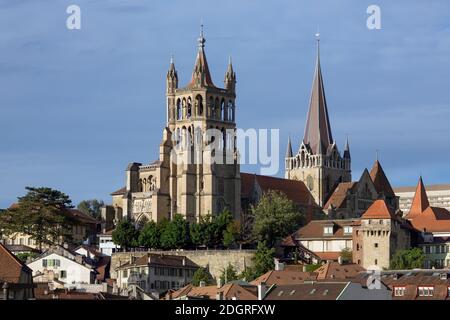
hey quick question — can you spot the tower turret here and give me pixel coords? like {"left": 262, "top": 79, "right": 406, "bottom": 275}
{"left": 224, "top": 56, "right": 236, "bottom": 92}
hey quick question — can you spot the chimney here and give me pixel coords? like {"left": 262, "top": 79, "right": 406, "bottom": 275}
{"left": 302, "top": 265, "right": 307, "bottom": 272}
{"left": 217, "top": 278, "right": 222, "bottom": 289}
{"left": 216, "top": 291, "right": 224, "bottom": 300}
{"left": 257, "top": 282, "right": 267, "bottom": 300}
{"left": 2, "top": 282, "right": 9, "bottom": 300}
{"left": 182, "top": 258, "right": 186, "bottom": 266}
{"left": 338, "top": 256, "right": 343, "bottom": 265}
{"left": 274, "top": 258, "right": 284, "bottom": 271}
{"left": 199, "top": 281, "right": 206, "bottom": 287}
{"left": 393, "top": 273, "right": 398, "bottom": 280}
{"left": 63, "top": 242, "right": 69, "bottom": 249}
{"left": 148, "top": 255, "right": 151, "bottom": 265}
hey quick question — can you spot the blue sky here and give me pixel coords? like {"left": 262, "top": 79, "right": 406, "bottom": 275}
{"left": 1, "top": 0, "right": 450, "bottom": 207}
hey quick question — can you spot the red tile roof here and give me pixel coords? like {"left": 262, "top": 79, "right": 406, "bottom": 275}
{"left": 265, "top": 282, "right": 348, "bottom": 300}
{"left": 361, "top": 200, "right": 396, "bottom": 220}
{"left": 408, "top": 206, "right": 450, "bottom": 233}
{"left": 111, "top": 187, "right": 127, "bottom": 196}
{"left": 316, "top": 262, "right": 365, "bottom": 280}
{"left": 406, "top": 177, "right": 430, "bottom": 219}
{"left": 315, "top": 252, "right": 341, "bottom": 262}
{"left": 250, "top": 270, "right": 317, "bottom": 285}
{"left": 324, "top": 182, "right": 356, "bottom": 209}
{"left": 170, "top": 283, "right": 257, "bottom": 300}
{"left": 369, "top": 160, "right": 395, "bottom": 197}
{"left": 291, "top": 219, "right": 357, "bottom": 240}
{"left": 0, "top": 243, "right": 33, "bottom": 284}
{"left": 241, "top": 173, "right": 318, "bottom": 207}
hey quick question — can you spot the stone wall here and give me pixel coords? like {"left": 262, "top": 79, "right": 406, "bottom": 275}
{"left": 110, "top": 250, "right": 256, "bottom": 281}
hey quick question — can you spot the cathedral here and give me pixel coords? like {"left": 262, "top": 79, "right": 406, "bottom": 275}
{"left": 104, "top": 29, "right": 398, "bottom": 229}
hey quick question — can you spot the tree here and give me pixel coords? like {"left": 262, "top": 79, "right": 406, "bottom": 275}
{"left": 112, "top": 220, "right": 139, "bottom": 250}
{"left": 15, "top": 252, "right": 39, "bottom": 263}
{"left": 223, "top": 221, "right": 240, "bottom": 248}
{"left": 138, "top": 221, "right": 160, "bottom": 248}
{"left": 340, "top": 247, "right": 353, "bottom": 264}
{"left": 160, "top": 214, "right": 190, "bottom": 249}
{"left": 0, "top": 187, "right": 75, "bottom": 250}
{"left": 77, "top": 199, "right": 104, "bottom": 219}
{"left": 240, "top": 241, "right": 275, "bottom": 281}
{"left": 220, "top": 263, "right": 239, "bottom": 284}
{"left": 390, "top": 248, "right": 425, "bottom": 270}
{"left": 190, "top": 216, "right": 208, "bottom": 248}
{"left": 252, "top": 190, "right": 304, "bottom": 247}
{"left": 192, "top": 267, "right": 214, "bottom": 286}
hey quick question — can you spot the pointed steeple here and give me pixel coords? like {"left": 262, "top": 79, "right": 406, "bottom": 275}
{"left": 166, "top": 55, "right": 178, "bottom": 93}
{"left": 343, "top": 136, "right": 351, "bottom": 159}
{"left": 286, "top": 135, "right": 293, "bottom": 158}
{"left": 189, "top": 24, "right": 215, "bottom": 88}
{"left": 224, "top": 56, "right": 236, "bottom": 92}
{"left": 369, "top": 160, "right": 395, "bottom": 198}
{"left": 303, "top": 34, "right": 333, "bottom": 155}
{"left": 407, "top": 176, "right": 430, "bottom": 219}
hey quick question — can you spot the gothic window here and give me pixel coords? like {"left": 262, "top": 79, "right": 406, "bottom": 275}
{"left": 176, "top": 99, "right": 182, "bottom": 120}
{"left": 215, "top": 98, "right": 220, "bottom": 119}
{"left": 228, "top": 101, "right": 233, "bottom": 121}
{"left": 182, "top": 98, "right": 186, "bottom": 118}
{"left": 187, "top": 97, "right": 192, "bottom": 118}
{"left": 221, "top": 99, "right": 226, "bottom": 121}
{"left": 138, "top": 179, "right": 143, "bottom": 192}
{"left": 209, "top": 97, "right": 214, "bottom": 117}
{"left": 196, "top": 95, "right": 203, "bottom": 116}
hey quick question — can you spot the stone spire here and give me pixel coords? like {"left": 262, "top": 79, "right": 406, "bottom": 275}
{"left": 286, "top": 135, "right": 293, "bottom": 158}
{"left": 189, "top": 24, "right": 215, "bottom": 88}
{"left": 369, "top": 159, "right": 395, "bottom": 198}
{"left": 343, "top": 136, "right": 351, "bottom": 159}
{"left": 407, "top": 176, "right": 430, "bottom": 219}
{"left": 166, "top": 55, "right": 178, "bottom": 93}
{"left": 303, "top": 35, "right": 333, "bottom": 155}
{"left": 224, "top": 56, "right": 236, "bottom": 92}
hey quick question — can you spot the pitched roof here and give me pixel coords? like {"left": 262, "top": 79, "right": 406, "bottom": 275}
{"left": 291, "top": 219, "right": 357, "bottom": 240}
{"left": 286, "top": 136, "right": 293, "bottom": 158}
{"left": 406, "top": 177, "right": 430, "bottom": 219}
{"left": 187, "top": 30, "right": 216, "bottom": 88}
{"left": 250, "top": 270, "right": 317, "bottom": 286}
{"left": 65, "top": 209, "right": 98, "bottom": 225}
{"left": 316, "top": 262, "right": 365, "bottom": 280}
{"left": 314, "top": 252, "right": 342, "bottom": 262}
{"left": 361, "top": 200, "right": 396, "bottom": 220}
{"left": 303, "top": 42, "right": 333, "bottom": 155}
{"left": 264, "top": 282, "right": 348, "bottom": 300}
{"left": 111, "top": 187, "right": 126, "bottom": 196}
{"left": 369, "top": 160, "right": 395, "bottom": 198}
{"left": 240, "top": 172, "right": 318, "bottom": 207}
{"left": 323, "top": 182, "right": 356, "bottom": 209}
{"left": 170, "top": 283, "right": 257, "bottom": 300}
{"left": 117, "top": 253, "right": 198, "bottom": 270}
{"left": 0, "top": 243, "right": 33, "bottom": 283}
{"left": 408, "top": 206, "right": 450, "bottom": 233}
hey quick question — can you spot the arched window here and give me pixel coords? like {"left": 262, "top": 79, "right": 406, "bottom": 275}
{"left": 176, "top": 99, "right": 182, "bottom": 120}
{"left": 214, "top": 98, "right": 220, "bottom": 119}
{"left": 187, "top": 97, "right": 192, "bottom": 118}
{"left": 228, "top": 100, "right": 233, "bottom": 121}
{"left": 196, "top": 95, "right": 203, "bottom": 116}
{"left": 221, "top": 99, "right": 226, "bottom": 121}
{"left": 209, "top": 97, "right": 214, "bottom": 117}
{"left": 182, "top": 98, "right": 186, "bottom": 119}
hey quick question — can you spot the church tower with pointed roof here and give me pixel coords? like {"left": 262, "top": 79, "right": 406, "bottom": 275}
{"left": 285, "top": 37, "right": 351, "bottom": 206}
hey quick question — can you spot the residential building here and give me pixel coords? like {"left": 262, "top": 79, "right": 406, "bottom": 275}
{"left": 115, "top": 253, "right": 199, "bottom": 296}
{"left": 166, "top": 282, "right": 258, "bottom": 300}
{"left": 0, "top": 243, "right": 35, "bottom": 300}
{"left": 27, "top": 246, "right": 97, "bottom": 285}
{"left": 404, "top": 177, "right": 450, "bottom": 268}
{"left": 98, "top": 228, "right": 120, "bottom": 256}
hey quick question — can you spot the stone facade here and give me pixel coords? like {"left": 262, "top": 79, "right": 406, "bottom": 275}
{"left": 110, "top": 250, "right": 255, "bottom": 281}
{"left": 108, "top": 29, "right": 240, "bottom": 225}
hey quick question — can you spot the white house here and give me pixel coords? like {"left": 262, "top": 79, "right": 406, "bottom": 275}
{"left": 27, "top": 246, "right": 96, "bottom": 285}
{"left": 98, "top": 229, "right": 120, "bottom": 256}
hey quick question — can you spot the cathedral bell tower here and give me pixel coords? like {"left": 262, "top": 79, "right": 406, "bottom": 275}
{"left": 285, "top": 36, "right": 351, "bottom": 206}
{"left": 164, "top": 26, "right": 241, "bottom": 222}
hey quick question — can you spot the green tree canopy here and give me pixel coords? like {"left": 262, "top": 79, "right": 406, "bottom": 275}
{"left": 77, "top": 199, "right": 104, "bottom": 219}
{"left": 252, "top": 190, "right": 304, "bottom": 247}
{"left": 390, "top": 248, "right": 425, "bottom": 270}
{"left": 112, "top": 220, "right": 139, "bottom": 250}
{"left": 223, "top": 220, "right": 240, "bottom": 248}
{"left": 340, "top": 247, "right": 353, "bottom": 264}
{"left": 219, "top": 263, "right": 239, "bottom": 285}
{"left": 0, "top": 187, "right": 75, "bottom": 250}
{"left": 191, "top": 267, "right": 215, "bottom": 286}
{"left": 160, "top": 214, "right": 190, "bottom": 249}
{"left": 138, "top": 220, "right": 160, "bottom": 248}
{"left": 240, "top": 241, "right": 275, "bottom": 281}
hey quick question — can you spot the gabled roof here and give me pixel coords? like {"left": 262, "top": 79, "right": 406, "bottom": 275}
{"left": 369, "top": 160, "right": 395, "bottom": 198}
{"left": 408, "top": 206, "right": 450, "bottom": 233}
{"left": 316, "top": 262, "right": 365, "bottom": 280}
{"left": 303, "top": 41, "right": 333, "bottom": 155}
{"left": 361, "top": 200, "right": 396, "bottom": 220}
{"left": 264, "top": 282, "right": 348, "bottom": 300}
{"left": 110, "top": 187, "right": 126, "bottom": 196}
{"left": 406, "top": 177, "right": 430, "bottom": 219}
{"left": 0, "top": 243, "right": 33, "bottom": 283}
{"left": 250, "top": 270, "right": 317, "bottom": 286}
{"left": 117, "top": 253, "right": 198, "bottom": 270}
{"left": 170, "top": 283, "right": 257, "bottom": 300}
{"left": 240, "top": 172, "right": 319, "bottom": 207}
{"left": 291, "top": 219, "right": 357, "bottom": 240}
{"left": 323, "top": 182, "right": 356, "bottom": 210}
